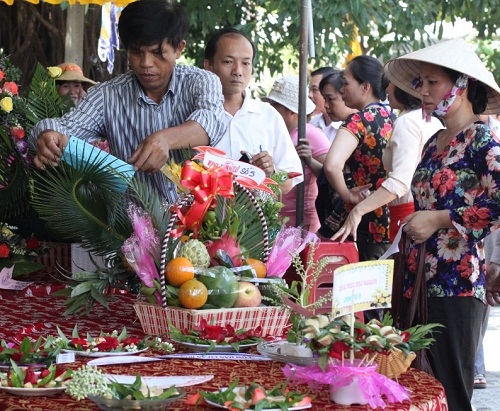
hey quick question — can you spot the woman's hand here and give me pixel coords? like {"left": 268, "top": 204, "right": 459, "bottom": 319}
{"left": 346, "top": 184, "right": 372, "bottom": 205}
{"left": 331, "top": 207, "right": 363, "bottom": 242}
{"left": 403, "top": 210, "right": 449, "bottom": 244}
{"left": 486, "top": 262, "right": 500, "bottom": 306}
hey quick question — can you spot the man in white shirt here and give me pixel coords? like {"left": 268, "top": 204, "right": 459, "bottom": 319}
{"left": 204, "top": 28, "right": 303, "bottom": 193}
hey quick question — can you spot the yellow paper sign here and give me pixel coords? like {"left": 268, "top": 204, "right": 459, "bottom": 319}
{"left": 332, "top": 260, "right": 394, "bottom": 318}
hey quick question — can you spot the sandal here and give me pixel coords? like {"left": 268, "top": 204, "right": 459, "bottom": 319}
{"left": 474, "top": 374, "right": 487, "bottom": 389}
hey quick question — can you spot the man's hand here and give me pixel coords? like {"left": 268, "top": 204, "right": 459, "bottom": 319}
{"left": 34, "top": 130, "right": 68, "bottom": 169}
{"left": 250, "top": 150, "right": 274, "bottom": 177}
{"left": 486, "top": 262, "right": 500, "bottom": 306}
{"left": 128, "top": 130, "right": 171, "bottom": 173}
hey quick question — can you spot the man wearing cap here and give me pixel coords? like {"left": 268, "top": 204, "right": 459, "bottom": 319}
{"left": 264, "top": 75, "right": 330, "bottom": 231}
{"left": 203, "top": 28, "right": 302, "bottom": 194}
{"left": 30, "top": 0, "right": 225, "bottom": 203}
{"left": 54, "top": 62, "right": 96, "bottom": 105}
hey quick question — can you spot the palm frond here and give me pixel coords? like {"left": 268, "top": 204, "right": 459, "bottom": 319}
{"left": 31, "top": 149, "right": 133, "bottom": 258}
{"left": 24, "top": 63, "right": 72, "bottom": 133}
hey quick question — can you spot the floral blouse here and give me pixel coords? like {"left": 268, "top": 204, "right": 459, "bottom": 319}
{"left": 343, "top": 104, "right": 396, "bottom": 243}
{"left": 405, "top": 122, "right": 500, "bottom": 301}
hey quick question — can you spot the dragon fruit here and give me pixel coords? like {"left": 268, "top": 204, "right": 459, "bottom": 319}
{"left": 205, "top": 207, "right": 243, "bottom": 267}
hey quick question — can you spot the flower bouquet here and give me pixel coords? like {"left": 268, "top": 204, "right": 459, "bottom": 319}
{"left": 191, "top": 378, "right": 313, "bottom": 410}
{"left": 52, "top": 325, "right": 174, "bottom": 356}
{"left": 133, "top": 147, "right": 292, "bottom": 337}
{"left": 281, "top": 312, "right": 442, "bottom": 408}
{"left": 169, "top": 319, "right": 263, "bottom": 353}
{"left": 0, "top": 362, "right": 71, "bottom": 390}
{"left": 0, "top": 336, "right": 61, "bottom": 369}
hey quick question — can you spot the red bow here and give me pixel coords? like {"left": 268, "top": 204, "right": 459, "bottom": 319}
{"left": 173, "top": 161, "right": 234, "bottom": 238}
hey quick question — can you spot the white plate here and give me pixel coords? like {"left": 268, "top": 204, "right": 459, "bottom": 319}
{"left": 87, "top": 355, "right": 163, "bottom": 367}
{"left": 257, "top": 341, "right": 317, "bottom": 366}
{"left": 103, "top": 374, "right": 214, "bottom": 388}
{"left": 0, "top": 386, "right": 66, "bottom": 397}
{"left": 204, "top": 387, "right": 312, "bottom": 411}
{"left": 61, "top": 347, "right": 148, "bottom": 358}
{"left": 173, "top": 340, "right": 258, "bottom": 353}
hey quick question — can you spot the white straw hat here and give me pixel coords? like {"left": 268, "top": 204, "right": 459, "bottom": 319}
{"left": 384, "top": 38, "right": 500, "bottom": 115}
{"left": 263, "top": 75, "right": 316, "bottom": 115}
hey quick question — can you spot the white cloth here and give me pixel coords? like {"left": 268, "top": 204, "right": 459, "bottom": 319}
{"left": 309, "top": 113, "right": 341, "bottom": 143}
{"left": 215, "top": 93, "right": 303, "bottom": 186}
{"left": 381, "top": 109, "right": 444, "bottom": 205}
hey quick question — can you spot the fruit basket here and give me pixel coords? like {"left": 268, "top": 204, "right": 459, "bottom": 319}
{"left": 135, "top": 160, "right": 290, "bottom": 338}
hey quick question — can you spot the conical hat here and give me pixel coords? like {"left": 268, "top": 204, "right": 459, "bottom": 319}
{"left": 385, "top": 38, "right": 500, "bottom": 115}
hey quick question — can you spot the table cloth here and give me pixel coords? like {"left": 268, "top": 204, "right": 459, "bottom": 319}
{"left": 0, "top": 281, "right": 448, "bottom": 410}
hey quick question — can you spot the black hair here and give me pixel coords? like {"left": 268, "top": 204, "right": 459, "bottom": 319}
{"left": 347, "top": 55, "right": 387, "bottom": 101}
{"left": 311, "top": 67, "right": 336, "bottom": 79}
{"left": 442, "top": 67, "right": 488, "bottom": 114}
{"left": 393, "top": 85, "right": 421, "bottom": 110}
{"left": 118, "top": 0, "right": 188, "bottom": 51}
{"left": 319, "top": 70, "right": 344, "bottom": 93}
{"left": 204, "top": 28, "right": 256, "bottom": 62}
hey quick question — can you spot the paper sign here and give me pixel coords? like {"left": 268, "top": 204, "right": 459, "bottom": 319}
{"left": 62, "top": 136, "right": 135, "bottom": 193}
{"left": 0, "top": 266, "right": 33, "bottom": 290}
{"left": 56, "top": 352, "right": 75, "bottom": 364}
{"left": 202, "top": 150, "right": 266, "bottom": 185}
{"left": 332, "top": 260, "right": 394, "bottom": 318}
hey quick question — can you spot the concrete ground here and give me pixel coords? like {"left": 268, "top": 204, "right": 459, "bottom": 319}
{"left": 471, "top": 305, "right": 500, "bottom": 411}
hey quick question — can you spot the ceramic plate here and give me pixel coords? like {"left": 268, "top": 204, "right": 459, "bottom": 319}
{"left": 103, "top": 374, "right": 214, "bottom": 388}
{"left": 204, "top": 387, "right": 312, "bottom": 411}
{"left": 0, "top": 362, "right": 49, "bottom": 371}
{"left": 0, "top": 386, "right": 66, "bottom": 397}
{"left": 256, "top": 341, "right": 317, "bottom": 366}
{"left": 61, "top": 347, "right": 148, "bottom": 358}
{"left": 172, "top": 340, "right": 258, "bottom": 353}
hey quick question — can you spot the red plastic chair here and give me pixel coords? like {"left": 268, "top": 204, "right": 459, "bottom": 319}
{"left": 302, "top": 240, "right": 364, "bottom": 322}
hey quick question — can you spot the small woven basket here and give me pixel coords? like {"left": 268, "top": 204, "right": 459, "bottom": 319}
{"left": 135, "top": 181, "right": 289, "bottom": 337}
{"left": 371, "top": 349, "right": 416, "bottom": 379}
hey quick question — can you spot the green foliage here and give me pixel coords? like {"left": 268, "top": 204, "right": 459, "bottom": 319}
{"left": 182, "top": 0, "right": 500, "bottom": 80}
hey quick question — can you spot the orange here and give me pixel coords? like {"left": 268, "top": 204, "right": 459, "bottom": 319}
{"left": 165, "top": 257, "right": 195, "bottom": 287}
{"left": 246, "top": 258, "right": 267, "bottom": 278}
{"left": 178, "top": 279, "right": 208, "bottom": 309}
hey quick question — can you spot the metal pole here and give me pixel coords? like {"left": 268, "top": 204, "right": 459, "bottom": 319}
{"left": 295, "top": 0, "right": 310, "bottom": 228}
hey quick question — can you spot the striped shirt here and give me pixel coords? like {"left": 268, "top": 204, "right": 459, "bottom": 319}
{"left": 29, "top": 65, "right": 226, "bottom": 203}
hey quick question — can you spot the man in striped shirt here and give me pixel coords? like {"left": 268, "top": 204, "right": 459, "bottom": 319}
{"left": 29, "top": 0, "right": 225, "bottom": 204}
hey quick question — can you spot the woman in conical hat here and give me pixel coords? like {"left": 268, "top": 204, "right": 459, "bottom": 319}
{"left": 385, "top": 38, "right": 500, "bottom": 411}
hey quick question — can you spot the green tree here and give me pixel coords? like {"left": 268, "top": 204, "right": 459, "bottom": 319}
{"left": 0, "top": 0, "right": 499, "bottom": 86}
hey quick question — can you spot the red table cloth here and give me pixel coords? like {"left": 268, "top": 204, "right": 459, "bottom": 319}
{"left": 0, "top": 290, "right": 448, "bottom": 410}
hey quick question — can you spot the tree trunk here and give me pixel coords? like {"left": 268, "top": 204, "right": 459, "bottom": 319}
{"left": 64, "top": 4, "right": 85, "bottom": 65}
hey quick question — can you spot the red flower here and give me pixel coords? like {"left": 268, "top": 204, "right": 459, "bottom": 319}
{"left": 26, "top": 236, "right": 40, "bottom": 251}
{"left": 24, "top": 367, "right": 38, "bottom": 385}
{"left": 432, "top": 169, "right": 457, "bottom": 197}
{"left": 0, "top": 243, "right": 10, "bottom": 258}
{"left": 39, "top": 369, "right": 52, "bottom": 378}
{"left": 328, "top": 341, "right": 350, "bottom": 359}
{"left": 121, "top": 337, "right": 141, "bottom": 346}
{"left": 3, "top": 81, "right": 19, "bottom": 95}
{"left": 0, "top": 70, "right": 5, "bottom": 80}
{"left": 401, "top": 331, "right": 411, "bottom": 342}
{"left": 10, "top": 126, "right": 25, "bottom": 140}
{"left": 96, "top": 337, "right": 120, "bottom": 351}
{"left": 11, "top": 352, "right": 23, "bottom": 362}
{"left": 71, "top": 338, "right": 89, "bottom": 349}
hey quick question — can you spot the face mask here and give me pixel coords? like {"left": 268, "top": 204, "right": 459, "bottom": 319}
{"left": 413, "top": 74, "right": 468, "bottom": 121}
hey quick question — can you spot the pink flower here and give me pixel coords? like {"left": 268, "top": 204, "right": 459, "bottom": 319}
{"left": 3, "top": 81, "right": 19, "bottom": 95}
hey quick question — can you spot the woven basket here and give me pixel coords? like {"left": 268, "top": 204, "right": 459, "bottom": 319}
{"left": 372, "top": 349, "right": 416, "bottom": 379}
{"left": 135, "top": 181, "right": 290, "bottom": 337}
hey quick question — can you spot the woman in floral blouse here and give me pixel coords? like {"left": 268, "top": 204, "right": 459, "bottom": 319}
{"left": 323, "top": 55, "right": 396, "bottom": 261}
{"left": 385, "top": 38, "right": 500, "bottom": 411}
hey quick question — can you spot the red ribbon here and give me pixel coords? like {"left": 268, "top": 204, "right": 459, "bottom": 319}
{"left": 173, "top": 161, "right": 234, "bottom": 237}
